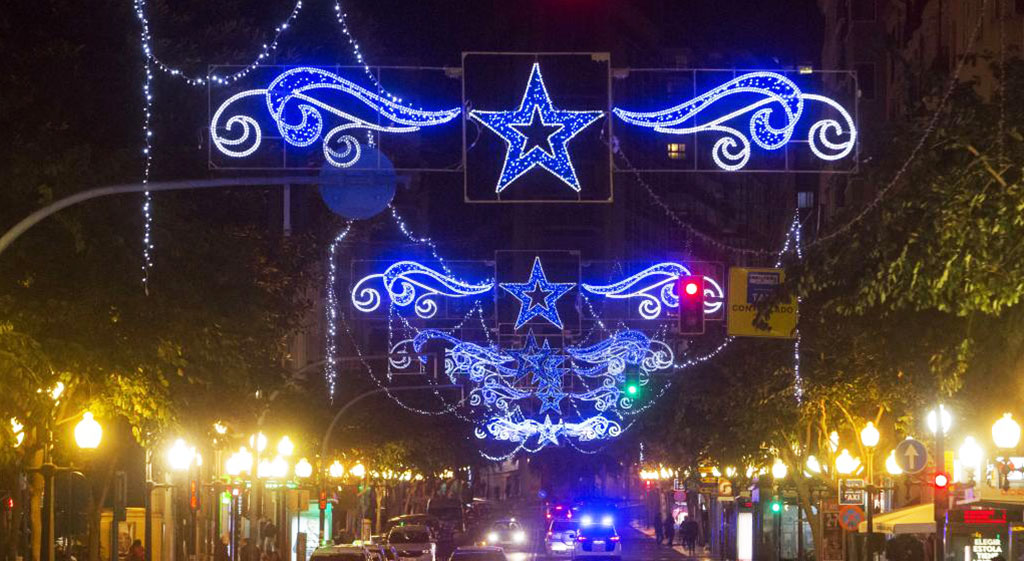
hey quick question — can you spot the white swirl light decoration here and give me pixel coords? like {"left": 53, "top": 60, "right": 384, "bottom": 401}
{"left": 351, "top": 261, "right": 494, "bottom": 319}
{"left": 581, "top": 262, "right": 724, "bottom": 318}
{"left": 388, "top": 339, "right": 415, "bottom": 370}
{"left": 210, "top": 67, "right": 462, "bottom": 167}
{"left": 613, "top": 71, "right": 857, "bottom": 170}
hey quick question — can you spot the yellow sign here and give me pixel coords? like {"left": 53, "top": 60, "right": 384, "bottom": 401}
{"left": 727, "top": 267, "right": 798, "bottom": 338}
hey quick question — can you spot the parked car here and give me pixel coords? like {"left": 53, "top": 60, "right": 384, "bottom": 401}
{"left": 387, "top": 515, "right": 443, "bottom": 537}
{"left": 447, "top": 546, "right": 506, "bottom": 561}
{"left": 482, "top": 519, "right": 526, "bottom": 550}
{"left": 311, "top": 545, "right": 373, "bottom": 561}
{"left": 387, "top": 524, "right": 436, "bottom": 561}
{"left": 545, "top": 518, "right": 580, "bottom": 556}
{"left": 573, "top": 522, "right": 621, "bottom": 561}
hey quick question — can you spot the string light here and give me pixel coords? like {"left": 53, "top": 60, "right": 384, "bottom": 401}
{"left": 613, "top": 71, "right": 857, "bottom": 170}
{"left": 323, "top": 223, "right": 353, "bottom": 398}
{"left": 469, "top": 63, "right": 604, "bottom": 193}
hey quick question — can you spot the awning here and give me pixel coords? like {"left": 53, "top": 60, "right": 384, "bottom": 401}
{"left": 857, "top": 503, "right": 935, "bottom": 535}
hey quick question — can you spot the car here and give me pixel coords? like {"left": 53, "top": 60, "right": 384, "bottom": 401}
{"left": 482, "top": 519, "right": 527, "bottom": 550}
{"left": 573, "top": 521, "right": 621, "bottom": 561}
{"left": 311, "top": 545, "right": 374, "bottom": 561}
{"left": 387, "top": 524, "right": 436, "bottom": 561}
{"left": 544, "top": 519, "right": 580, "bottom": 556}
{"left": 448, "top": 546, "right": 507, "bottom": 561}
{"left": 545, "top": 503, "right": 574, "bottom": 521}
{"left": 387, "top": 515, "right": 443, "bottom": 537}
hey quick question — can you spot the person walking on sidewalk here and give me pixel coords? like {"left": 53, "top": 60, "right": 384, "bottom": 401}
{"left": 653, "top": 512, "right": 664, "bottom": 545}
{"left": 663, "top": 513, "right": 675, "bottom": 547}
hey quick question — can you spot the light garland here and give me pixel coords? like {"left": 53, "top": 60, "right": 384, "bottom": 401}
{"left": 323, "top": 223, "right": 353, "bottom": 398}
{"left": 581, "top": 262, "right": 724, "bottom": 319}
{"left": 210, "top": 67, "right": 461, "bottom": 168}
{"left": 350, "top": 261, "right": 493, "bottom": 319}
{"left": 132, "top": 0, "right": 155, "bottom": 288}
{"left": 613, "top": 71, "right": 857, "bottom": 170}
{"left": 499, "top": 256, "right": 575, "bottom": 330}
{"left": 469, "top": 63, "right": 604, "bottom": 193}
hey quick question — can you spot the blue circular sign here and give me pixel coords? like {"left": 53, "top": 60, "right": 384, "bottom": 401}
{"left": 894, "top": 438, "right": 928, "bottom": 474}
{"left": 318, "top": 145, "right": 396, "bottom": 219}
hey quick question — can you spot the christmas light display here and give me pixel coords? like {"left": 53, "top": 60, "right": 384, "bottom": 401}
{"left": 499, "top": 256, "right": 576, "bottom": 330}
{"left": 350, "top": 260, "right": 494, "bottom": 319}
{"left": 469, "top": 63, "right": 604, "bottom": 193}
{"left": 581, "top": 262, "right": 725, "bottom": 319}
{"left": 613, "top": 71, "right": 856, "bottom": 170}
{"left": 211, "top": 67, "right": 461, "bottom": 167}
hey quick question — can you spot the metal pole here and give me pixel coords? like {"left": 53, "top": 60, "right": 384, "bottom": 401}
{"left": 934, "top": 418, "right": 946, "bottom": 561}
{"left": 0, "top": 176, "right": 332, "bottom": 256}
{"left": 41, "top": 464, "right": 55, "bottom": 561}
{"left": 145, "top": 451, "right": 153, "bottom": 561}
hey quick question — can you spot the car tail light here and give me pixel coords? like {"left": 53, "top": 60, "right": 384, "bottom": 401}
{"left": 547, "top": 532, "right": 552, "bottom": 537}
{"left": 610, "top": 536, "right": 620, "bottom": 542}
{"left": 546, "top": 514, "right": 552, "bottom": 519}
{"left": 577, "top": 536, "right": 587, "bottom": 542}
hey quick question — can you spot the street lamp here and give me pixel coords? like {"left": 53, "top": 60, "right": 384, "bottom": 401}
{"left": 861, "top": 422, "right": 879, "bottom": 483}
{"left": 771, "top": 459, "right": 788, "bottom": 479}
{"left": 835, "top": 449, "right": 860, "bottom": 475}
{"left": 992, "top": 413, "right": 1021, "bottom": 450}
{"left": 328, "top": 460, "right": 345, "bottom": 479}
{"left": 249, "top": 432, "right": 268, "bottom": 453}
{"left": 927, "top": 405, "right": 952, "bottom": 436}
{"left": 277, "top": 435, "right": 295, "bottom": 457}
{"left": 295, "top": 458, "right": 313, "bottom": 479}
{"left": 806, "top": 455, "right": 822, "bottom": 474}
{"left": 167, "top": 438, "right": 196, "bottom": 471}
{"left": 958, "top": 436, "right": 984, "bottom": 483}
{"left": 349, "top": 463, "right": 366, "bottom": 478}
{"left": 885, "top": 451, "right": 903, "bottom": 475}
{"left": 73, "top": 412, "right": 102, "bottom": 449}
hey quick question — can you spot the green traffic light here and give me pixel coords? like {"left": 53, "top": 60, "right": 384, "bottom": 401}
{"left": 770, "top": 500, "right": 782, "bottom": 513}
{"left": 626, "top": 384, "right": 638, "bottom": 396}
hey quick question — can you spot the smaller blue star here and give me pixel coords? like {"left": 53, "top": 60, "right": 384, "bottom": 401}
{"left": 507, "top": 331, "right": 553, "bottom": 380}
{"left": 500, "top": 257, "right": 575, "bottom": 330}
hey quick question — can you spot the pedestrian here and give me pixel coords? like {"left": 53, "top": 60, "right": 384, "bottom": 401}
{"left": 681, "top": 518, "right": 699, "bottom": 555}
{"left": 214, "top": 533, "right": 230, "bottom": 561}
{"left": 239, "top": 538, "right": 254, "bottom": 561}
{"left": 653, "top": 513, "right": 663, "bottom": 545}
{"left": 127, "top": 540, "right": 145, "bottom": 561}
{"left": 663, "top": 514, "right": 675, "bottom": 547}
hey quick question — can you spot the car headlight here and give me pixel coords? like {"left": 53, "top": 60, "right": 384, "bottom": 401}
{"left": 513, "top": 531, "right": 526, "bottom": 543}
{"left": 487, "top": 532, "right": 499, "bottom": 543}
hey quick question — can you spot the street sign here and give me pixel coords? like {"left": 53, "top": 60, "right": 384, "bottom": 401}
{"left": 839, "top": 478, "right": 865, "bottom": 505}
{"left": 726, "top": 267, "right": 798, "bottom": 338}
{"left": 838, "top": 505, "right": 866, "bottom": 531}
{"left": 699, "top": 476, "right": 720, "bottom": 495}
{"left": 894, "top": 438, "right": 929, "bottom": 474}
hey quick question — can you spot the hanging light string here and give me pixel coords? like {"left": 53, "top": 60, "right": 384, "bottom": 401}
{"left": 323, "top": 222, "right": 354, "bottom": 397}
{"left": 133, "top": 0, "right": 155, "bottom": 290}
{"left": 808, "top": 0, "right": 989, "bottom": 247}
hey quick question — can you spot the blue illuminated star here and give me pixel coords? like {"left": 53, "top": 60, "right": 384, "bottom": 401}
{"left": 507, "top": 331, "right": 553, "bottom": 379}
{"left": 470, "top": 63, "right": 604, "bottom": 193}
{"left": 537, "top": 415, "right": 561, "bottom": 446}
{"left": 500, "top": 257, "right": 575, "bottom": 330}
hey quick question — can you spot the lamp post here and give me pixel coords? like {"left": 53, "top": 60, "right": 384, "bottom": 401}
{"left": 991, "top": 413, "right": 1020, "bottom": 490}
{"left": 928, "top": 405, "right": 952, "bottom": 561}
{"left": 861, "top": 422, "right": 880, "bottom": 561}
{"left": 167, "top": 439, "right": 200, "bottom": 561}
{"left": 958, "top": 437, "right": 983, "bottom": 485}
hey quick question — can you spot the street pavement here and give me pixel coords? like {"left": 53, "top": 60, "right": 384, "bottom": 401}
{"left": 504, "top": 523, "right": 697, "bottom": 561}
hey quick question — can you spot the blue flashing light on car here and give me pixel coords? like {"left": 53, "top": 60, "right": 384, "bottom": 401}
{"left": 601, "top": 515, "right": 613, "bottom": 527}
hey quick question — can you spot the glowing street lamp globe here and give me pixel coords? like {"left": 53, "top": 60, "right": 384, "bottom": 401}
{"left": 74, "top": 412, "right": 102, "bottom": 449}
{"left": 277, "top": 435, "right": 295, "bottom": 457}
{"left": 771, "top": 459, "right": 788, "bottom": 480}
{"left": 328, "top": 460, "right": 345, "bottom": 479}
{"left": 992, "top": 413, "right": 1021, "bottom": 450}
{"left": 860, "top": 422, "right": 880, "bottom": 448}
{"left": 167, "top": 438, "right": 196, "bottom": 471}
{"left": 885, "top": 451, "right": 903, "bottom": 475}
{"left": 927, "top": 405, "right": 952, "bottom": 436}
{"left": 295, "top": 458, "right": 313, "bottom": 479}
{"left": 835, "top": 449, "right": 860, "bottom": 475}
{"left": 349, "top": 463, "right": 366, "bottom": 478}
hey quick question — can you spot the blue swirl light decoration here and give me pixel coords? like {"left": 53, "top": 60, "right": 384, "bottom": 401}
{"left": 613, "top": 71, "right": 856, "bottom": 170}
{"left": 351, "top": 261, "right": 494, "bottom": 319}
{"left": 403, "top": 328, "right": 673, "bottom": 450}
{"left": 581, "top": 262, "right": 725, "bottom": 319}
{"left": 210, "top": 67, "right": 461, "bottom": 167}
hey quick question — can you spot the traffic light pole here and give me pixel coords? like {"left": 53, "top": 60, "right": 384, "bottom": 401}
{"left": 934, "top": 425, "right": 946, "bottom": 561}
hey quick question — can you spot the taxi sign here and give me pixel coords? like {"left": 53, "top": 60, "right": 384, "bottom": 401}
{"left": 727, "top": 267, "right": 797, "bottom": 338}
{"left": 894, "top": 439, "right": 928, "bottom": 474}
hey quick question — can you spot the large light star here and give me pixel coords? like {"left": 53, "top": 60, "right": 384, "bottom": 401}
{"left": 470, "top": 63, "right": 604, "bottom": 193}
{"left": 500, "top": 257, "right": 575, "bottom": 330}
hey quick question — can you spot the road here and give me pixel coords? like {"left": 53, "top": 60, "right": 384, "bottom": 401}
{"left": 504, "top": 524, "right": 691, "bottom": 561}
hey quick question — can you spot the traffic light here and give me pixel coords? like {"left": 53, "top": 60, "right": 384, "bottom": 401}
{"left": 625, "top": 383, "right": 639, "bottom": 396}
{"left": 189, "top": 479, "right": 201, "bottom": 512}
{"left": 318, "top": 488, "right": 328, "bottom": 511}
{"left": 768, "top": 497, "right": 782, "bottom": 514}
{"left": 678, "top": 275, "right": 705, "bottom": 335}
{"left": 933, "top": 472, "right": 950, "bottom": 490}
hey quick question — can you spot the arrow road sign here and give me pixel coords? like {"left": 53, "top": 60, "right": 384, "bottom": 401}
{"left": 895, "top": 438, "right": 929, "bottom": 474}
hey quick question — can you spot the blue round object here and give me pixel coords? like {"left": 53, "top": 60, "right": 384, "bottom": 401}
{"left": 318, "top": 145, "right": 397, "bottom": 219}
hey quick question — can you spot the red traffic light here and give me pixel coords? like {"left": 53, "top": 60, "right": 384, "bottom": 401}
{"left": 933, "top": 472, "right": 950, "bottom": 489}
{"left": 677, "top": 275, "right": 705, "bottom": 335}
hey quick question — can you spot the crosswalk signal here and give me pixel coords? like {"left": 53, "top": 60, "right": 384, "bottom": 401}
{"left": 678, "top": 275, "right": 705, "bottom": 335}
{"left": 189, "top": 479, "right": 201, "bottom": 512}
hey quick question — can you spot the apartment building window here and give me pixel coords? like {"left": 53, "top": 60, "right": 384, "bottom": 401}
{"left": 855, "top": 62, "right": 876, "bottom": 100}
{"left": 852, "top": 0, "right": 876, "bottom": 21}
{"left": 667, "top": 143, "right": 686, "bottom": 160}
{"left": 797, "top": 191, "right": 815, "bottom": 209}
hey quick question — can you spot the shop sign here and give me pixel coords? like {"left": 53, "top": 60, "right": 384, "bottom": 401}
{"left": 970, "top": 537, "right": 1004, "bottom": 561}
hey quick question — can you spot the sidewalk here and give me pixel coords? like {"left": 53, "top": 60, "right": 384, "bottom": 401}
{"left": 629, "top": 520, "right": 715, "bottom": 559}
